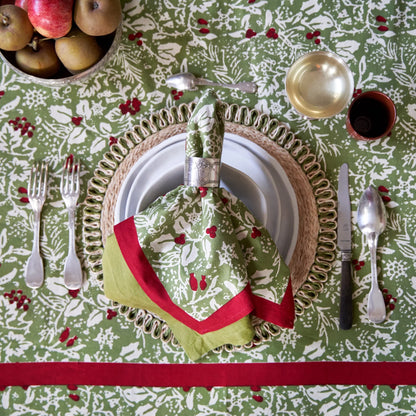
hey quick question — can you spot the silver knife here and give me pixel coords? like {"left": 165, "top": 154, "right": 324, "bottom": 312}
{"left": 337, "top": 163, "right": 353, "bottom": 329}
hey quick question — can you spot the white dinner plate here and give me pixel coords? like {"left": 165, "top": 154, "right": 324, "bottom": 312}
{"left": 114, "top": 133, "right": 298, "bottom": 263}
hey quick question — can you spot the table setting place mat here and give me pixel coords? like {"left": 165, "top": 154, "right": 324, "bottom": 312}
{"left": 82, "top": 94, "right": 337, "bottom": 359}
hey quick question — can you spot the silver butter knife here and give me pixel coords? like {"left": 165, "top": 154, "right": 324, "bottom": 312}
{"left": 337, "top": 162, "right": 353, "bottom": 329}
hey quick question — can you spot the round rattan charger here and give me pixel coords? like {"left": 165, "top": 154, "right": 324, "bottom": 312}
{"left": 83, "top": 102, "right": 337, "bottom": 353}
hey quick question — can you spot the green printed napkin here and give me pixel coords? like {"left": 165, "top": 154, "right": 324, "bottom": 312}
{"left": 103, "top": 90, "right": 294, "bottom": 360}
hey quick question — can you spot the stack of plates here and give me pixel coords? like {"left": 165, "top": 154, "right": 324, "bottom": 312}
{"left": 114, "top": 133, "right": 298, "bottom": 264}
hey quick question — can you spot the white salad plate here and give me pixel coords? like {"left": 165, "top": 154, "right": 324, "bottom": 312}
{"left": 114, "top": 133, "right": 298, "bottom": 263}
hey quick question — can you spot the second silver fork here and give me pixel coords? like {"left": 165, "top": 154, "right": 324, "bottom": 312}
{"left": 60, "top": 157, "right": 83, "bottom": 290}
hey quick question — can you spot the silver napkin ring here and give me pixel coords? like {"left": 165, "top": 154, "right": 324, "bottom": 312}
{"left": 184, "top": 157, "right": 221, "bottom": 187}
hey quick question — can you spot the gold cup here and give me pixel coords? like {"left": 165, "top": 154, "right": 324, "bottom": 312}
{"left": 285, "top": 51, "right": 354, "bottom": 119}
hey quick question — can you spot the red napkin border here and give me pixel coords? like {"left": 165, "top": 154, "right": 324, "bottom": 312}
{"left": 114, "top": 216, "right": 294, "bottom": 333}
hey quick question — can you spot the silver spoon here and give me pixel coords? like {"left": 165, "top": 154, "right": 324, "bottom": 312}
{"left": 166, "top": 72, "right": 258, "bottom": 94}
{"left": 357, "top": 186, "right": 387, "bottom": 323}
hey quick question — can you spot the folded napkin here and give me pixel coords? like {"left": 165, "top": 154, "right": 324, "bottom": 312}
{"left": 103, "top": 90, "right": 294, "bottom": 361}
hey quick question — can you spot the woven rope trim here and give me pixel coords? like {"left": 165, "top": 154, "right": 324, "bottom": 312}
{"left": 82, "top": 102, "right": 337, "bottom": 351}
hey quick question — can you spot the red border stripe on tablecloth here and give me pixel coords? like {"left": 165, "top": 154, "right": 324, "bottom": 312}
{"left": 1, "top": 362, "right": 416, "bottom": 388}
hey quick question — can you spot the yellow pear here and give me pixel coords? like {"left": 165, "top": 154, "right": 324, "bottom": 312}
{"left": 55, "top": 28, "right": 102, "bottom": 74}
{"left": 15, "top": 38, "right": 60, "bottom": 78}
{"left": 74, "top": 0, "right": 121, "bottom": 37}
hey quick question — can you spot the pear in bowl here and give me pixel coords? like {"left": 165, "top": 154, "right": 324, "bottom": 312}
{"left": 15, "top": 39, "right": 60, "bottom": 78}
{"left": 55, "top": 27, "right": 102, "bottom": 74}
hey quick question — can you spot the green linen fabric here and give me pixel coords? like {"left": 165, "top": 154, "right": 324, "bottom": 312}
{"left": 103, "top": 233, "right": 255, "bottom": 361}
{"left": 1, "top": 0, "right": 416, "bottom": 413}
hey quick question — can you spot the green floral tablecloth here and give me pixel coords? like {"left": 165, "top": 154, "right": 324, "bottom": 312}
{"left": 1, "top": 0, "right": 416, "bottom": 414}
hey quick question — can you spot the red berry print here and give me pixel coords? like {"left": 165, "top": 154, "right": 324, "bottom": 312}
{"left": 0, "top": 90, "right": 4, "bottom": 99}
{"left": 109, "top": 136, "right": 118, "bottom": 146}
{"left": 306, "top": 30, "right": 321, "bottom": 44}
{"left": 71, "top": 116, "right": 82, "bottom": 126}
{"left": 245, "top": 29, "right": 257, "bottom": 39}
{"left": 353, "top": 88, "right": 362, "bottom": 98}
{"left": 251, "top": 386, "right": 261, "bottom": 391}
{"left": 18, "top": 187, "right": 29, "bottom": 203}
{"left": 171, "top": 89, "right": 184, "bottom": 101}
{"left": 69, "top": 394, "right": 80, "bottom": 401}
{"left": 248, "top": 0, "right": 256, "bottom": 2}
{"left": 221, "top": 197, "right": 228, "bottom": 204}
{"left": 200, "top": 275, "right": 207, "bottom": 291}
{"left": 382, "top": 288, "right": 397, "bottom": 311}
{"left": 189, "top": 273, "right": 198, "bottom": 291}
{"left": 252, "top": 395, "right": 263, "bottom": 402}
{"left": 67, "top": 384, "right": 78, "bottom": 391}
{"left": 197, "top": 18, "right": 210, "bottom": 34}
{"left": 66, "top": 336, "right": 78, "bottom": 347}
{"left": 382, "top": 195, "right": 391, "bottom": 202}
{"left": 206, "top": 226, "right": 217, "bottom": 238}
{"left": 199, "top": 187, "right": 208, "bottom": 197}
{"left": 106, "top": 309, "right": 117, "bottom": 320}
{"left": 119, "top": 98, "right": 141, "bottom": 115}
{"left": 68, "top": 289, "right": 80, "bottom": 298}
{"left": 266, "top": 28, "right": 278, "bottom": 39}
{"left": 251, "top": 227, "right": 261, "bottom": 239}
{"left": 59, "top": 327, "right": 70, "bottom": 343}
{"left": 8, "top": 117, "right": 35, "bottom": 137}
{"left": 3, "top": 289, "right": 31, "bottom": 311}
{"left": 174, "top": 234, "right": 186, "bottom": 245}
{"left": 378, "top": 185, "right": 389, "bottom": 193}
{"left": 375, "top": 14, "right": 388, "bottom": 31}
{"left": 128, "top": 31, "right": 143, "bottom": 46}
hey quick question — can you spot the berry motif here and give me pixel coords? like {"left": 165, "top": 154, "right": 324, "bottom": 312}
{"left": 252, "top": 395, "right": 264, "bottom": 402}
{"left": 107, "top": 309, "right": 117, "bottom": 320}
{"left": 200, "top": 275, "right": 207, "bottom": 291}
{"left": 18, "top": 187, "right": 29, "bottom": 204}
{"left": 251, "top": 227, "right": 261, "bottom": 239}
{"left": 71, "top": 116, "right": 82, "bottom": 126}
{"left": 3, "top": 289, "right": 31, "bottom": 311}
{"left": 8, "top": 117, "right": 35, "bottom": 137}
{"left": 171, "top": 89, "right": 184, "bottom": 101}
{"left": 206, "top": 226, "right": 217, "bottom": 238}
{"left": 306, "top": 30, "right": 321, "bottom": 44}
{"left": 175, "top": 234, "right": 186, "bottom": 245}
{"left": 128, "top": 31, "right": 143, "bottom": 46}
{"left": 109, "top": 136, "right": 118, "bottom": 146}
{"left": 199, "top": 187, "right": 208, "bottom": 197}
{"left": 246, "top": 29, "right": 257, "bottom": 38}
{"left": 59, "top": 327, "right": 70, "bottom": 343}
{"left": 189, "top": 273, "right": 198, "bottom": 291}
{"left": 66, "top": 336, "right": 78, "bottom": 347}
{"left": 266, "top": 28, "right": 278, "bottom": 39}
{"left": 68, "top": 289, "right": 80, "bottom": 298}
{"left": 119, "top": 98, "right": 141, "bottom": 115}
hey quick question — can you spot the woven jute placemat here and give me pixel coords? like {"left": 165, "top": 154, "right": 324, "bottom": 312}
{"left": 82, "top": 102, "right": 337, "bottom": 351}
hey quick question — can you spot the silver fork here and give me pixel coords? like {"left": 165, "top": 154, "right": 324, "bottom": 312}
{"left": 60, "top": 157, "right": 83, "bottom": 290}
{"left": 25, "top": 162, "right": 48, "bottom": 289}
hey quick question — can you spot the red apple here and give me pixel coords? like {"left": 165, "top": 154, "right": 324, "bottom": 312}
{"left": 15, "top": 0, "right": 28, "bottom": 10}
{"left": 27, "top": 0, "right": 73, "bottom": 38}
